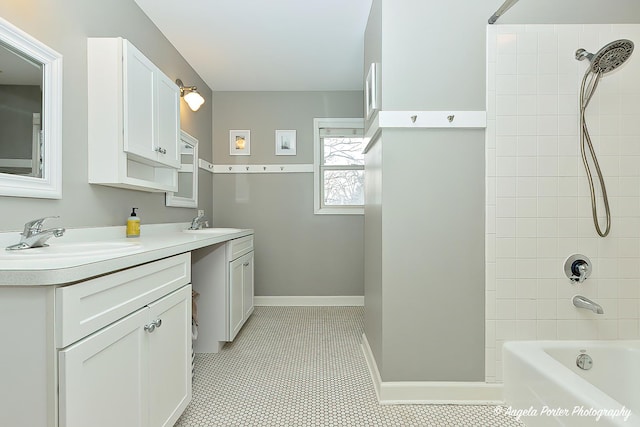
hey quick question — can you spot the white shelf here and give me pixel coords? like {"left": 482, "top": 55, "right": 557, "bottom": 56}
{"left": 213, "top": 164, "right": 313, "bottom": 174}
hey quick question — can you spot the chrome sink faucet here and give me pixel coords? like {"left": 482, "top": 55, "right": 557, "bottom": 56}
{"left": 188, "top": 213, "right": 209, "bottom": 230}
{"left": 573, "top": 295, "right": 604, "bottom": 314}
{"left": 6, "top": 216, "right": 66, "bottom": 251}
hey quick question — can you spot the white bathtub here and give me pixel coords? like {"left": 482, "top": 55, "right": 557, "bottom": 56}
{"left": 503, "top": 340, "right": 640, "bottom": 427}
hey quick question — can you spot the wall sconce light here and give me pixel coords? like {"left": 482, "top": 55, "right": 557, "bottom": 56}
{"left": 176, "top": 78, "right": 205, "bottom": 112}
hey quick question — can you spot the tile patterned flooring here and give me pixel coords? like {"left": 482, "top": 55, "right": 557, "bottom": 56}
{"left": 175, "top": 306, "right": 524, "bottom": 427}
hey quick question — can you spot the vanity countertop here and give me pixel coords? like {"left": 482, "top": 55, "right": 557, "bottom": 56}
{"left": 0, "top": 223, "right": 253, "bottom": 286}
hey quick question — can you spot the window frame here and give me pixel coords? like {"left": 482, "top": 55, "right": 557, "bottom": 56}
{"left": 313, "top": 118, "right": 365, "bottom": 215}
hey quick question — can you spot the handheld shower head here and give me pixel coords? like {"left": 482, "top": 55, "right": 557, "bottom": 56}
{"left": 575, "top": 39, "right": 634, "bottom": 74}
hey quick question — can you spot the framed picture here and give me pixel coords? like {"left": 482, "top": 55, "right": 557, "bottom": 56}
{"left": 229, "top": 130, "right": 250, "bottom": 156}
{"left": 365, "top": 63, "right": 379, "bottom": 120}
{"left": 275, "top": 130, "right": 296, "bottom": 156}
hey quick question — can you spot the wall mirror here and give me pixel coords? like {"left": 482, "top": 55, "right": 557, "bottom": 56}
{"left": 166, "top": 130, "right": 198, "bottom": 208}
{"left": 0, "top": 17, "right": 62, "bottom": 199}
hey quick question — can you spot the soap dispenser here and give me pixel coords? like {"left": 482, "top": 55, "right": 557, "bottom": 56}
{"left": 126, "top": 207, "right": 140, "bottom": 238}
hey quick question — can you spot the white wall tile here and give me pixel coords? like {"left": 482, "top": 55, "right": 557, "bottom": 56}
{"left": 537, "top": 319, "right": 558, "bottom": 339}
{"left": 516, "top": 177, "right": 537, "bottom": 197}
{"left": 497, "top": 33, "right": 517, "bottom": 55}
{"left": 516, "top": 279, "right": 538, "bottom": 299}
{"left": 516, "top": 238, "right": 537, "bottom": 258}
{"left": 496, "top": 136, "right": 517, "bottom": 157}
{"left": 536, "top": 240, "right": 558, "bottom": 260}
{"left": 517, "top": 75, "right": 537, "bottom": 94}
{"left": 537, "top": 74, "right": 558, "bottom": 95}
{"left": 517, "top": 136, "right": 537, "bottom": 156}
{"left": 496, "top": 157, "right": 517, "bottom": 177}
{"left": 496, "top": 299, "right": 516, "bottom": 319}
{"left": 537, "top": 197, "right": 558, "bottom": 217}
{"left": 496, "top": 95, "right": 518, "bottom": 116}
{"left": 496, "top": 116, "right": 517, "bottom": 135}
{"left": 516, "top": 320, "right": 537, "bottom": 338}
{"left": 537, "top": 136, "right": 558, "bottom": 156}
{"left": 497, "top": 54, "right": 517, "bottom": 75}
{"left": 537, "top": 299, "right": 557, "bottom": 319}
{"left": 538, "top": 177, "right": 559, "bottom": 197}
{"left": 496, "top": 177, "right": 516, "bottom": 197}
{"left": 496, "top": 237, "right": 516, "bottom": 258}
{"left": 496, "top": 75, "right": 517, "bottom": 95}
{"left": 486, "top": 24, "right": 640, "bottom": 383}
{"left": 517, "top": 32, "right": 538, "bottom": 54}
{"left": 517, "top": 95, "right": 537, "bottom": 116}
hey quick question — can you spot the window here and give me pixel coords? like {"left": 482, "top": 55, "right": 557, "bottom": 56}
{"left": 313, "top": 118, "right": 365, "bottom": 215}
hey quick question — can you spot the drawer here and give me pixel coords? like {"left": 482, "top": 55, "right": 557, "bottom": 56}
{"left": 226, "top": 235, "right": 253, "bottom": 260}
{"left": 56, "top": 253, "right": 191, "bottom": 348}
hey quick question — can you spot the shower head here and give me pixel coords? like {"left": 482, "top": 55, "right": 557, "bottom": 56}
{"left": 575, "top": 39, "right": 634, "bottom": 74}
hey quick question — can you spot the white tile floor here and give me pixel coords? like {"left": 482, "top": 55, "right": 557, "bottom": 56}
{"left": 175, "top": 306, "right": 524, "bottom": 426}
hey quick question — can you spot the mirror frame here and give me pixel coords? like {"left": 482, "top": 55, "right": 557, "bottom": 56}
{"left": 166, "top": 130, "right": 198, "bottom": 208}
{"left": 0, "top": 17, "right": 62, "bottom": 199}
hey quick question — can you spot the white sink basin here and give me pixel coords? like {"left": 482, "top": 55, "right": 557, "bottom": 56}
{"left": 2, "top": 241, "right": 142, "bottom": 259}
{"left": 182, "top": 228, "right": 243, "bottom": 235}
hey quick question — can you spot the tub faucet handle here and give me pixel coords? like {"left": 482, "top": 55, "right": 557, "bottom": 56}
{"left": 574, "top": 260, "right": 589, "bottom": 283}
{"left": 564, "top": 254, "right": 592, "bottom": 283}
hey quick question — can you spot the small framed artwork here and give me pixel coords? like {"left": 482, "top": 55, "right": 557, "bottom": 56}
{"left": 229, "top": 130, "right": 250, "bottom": 156}
{"left": 365, "top": 62, "right": 379, "bottom": 120}
{"left": 275, "top": 130, "right": 296, "bottom": 156}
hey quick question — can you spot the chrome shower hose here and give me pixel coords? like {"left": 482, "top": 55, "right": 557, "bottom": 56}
{"left": 579, "top": 69, "right": 611, "bottom": 237}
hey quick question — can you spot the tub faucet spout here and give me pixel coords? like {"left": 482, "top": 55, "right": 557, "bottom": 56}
{"left": 572, "top": 295, "right": 604, "bottom": 314}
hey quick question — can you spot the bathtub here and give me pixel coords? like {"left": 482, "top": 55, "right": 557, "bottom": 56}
{"left": 503, "top": 340, "right": 640, "bottom": 427}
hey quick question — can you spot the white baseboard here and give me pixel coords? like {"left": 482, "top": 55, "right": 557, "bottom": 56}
{"left": 361, "top": 333, "right": 503, "bottom": 405}
{"left": 254, "top": 295, "right": 364, "bottom": 306}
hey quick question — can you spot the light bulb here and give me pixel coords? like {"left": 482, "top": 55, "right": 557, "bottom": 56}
{"left": 184, "top": 91, "right": 205, "bottom": 111}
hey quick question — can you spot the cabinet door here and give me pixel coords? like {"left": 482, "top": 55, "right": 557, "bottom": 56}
{"left": 155, "top": 72, "right": 181, "bottom": 168}
{"left": 242, "top": 251, "right": 254, "bottom": 321}
{"left": 147, "top": 285, "right": 192, "bottom": 427}
{"left": 59, "top": 308, "right": 148, "bottom": 427}
{"left": 123, "top": 41, "right": 156, "bottom": 162}
{"left": 229, "top": 256, "right": 245, "bottom": 340}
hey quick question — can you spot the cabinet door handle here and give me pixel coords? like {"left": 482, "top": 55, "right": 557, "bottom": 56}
{"left": 155, "top": 146, "right": 167, "bottom": 154}
{"left": 243, "top": 262, "right": 249, "bottom": 267}
{"left": 144, "top": 319, "right": 162, "bottom": 333}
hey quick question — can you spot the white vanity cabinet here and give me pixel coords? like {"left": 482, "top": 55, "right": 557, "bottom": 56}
{"left": 88, "top": 37, "right": 180, "bottom": 192}
{"left": 57, "top": 253, "right": 191, "bottom": 427}
{"left": 228, "top": 241, "right": 254, "bottom": 341}
{"left": 192, "top": 234, "right": 255, "bottom": 352}
{"left": 0, "top": 252, "right": 192, "bottom": 427}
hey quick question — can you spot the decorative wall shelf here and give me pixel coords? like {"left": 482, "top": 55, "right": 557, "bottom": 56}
{"left": 212, "top": 164, "right": 313, "bottom": 174}
{"left": 376, "top": 110, "right": 486, "bottom": 129}
{"left": 198, "top": 159, "right": 214, "bottom": 173}
{"left": 364, "top": 110, "right": 487, "bottom": 152}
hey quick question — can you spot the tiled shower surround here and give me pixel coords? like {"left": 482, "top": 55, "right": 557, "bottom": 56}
{"left": 486, "top": 24, "right": 640, "bottom": 382}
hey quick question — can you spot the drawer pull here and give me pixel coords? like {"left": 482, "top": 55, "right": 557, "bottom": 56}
{"left": 153, "top": 318, "right": 162, "bottom": 328}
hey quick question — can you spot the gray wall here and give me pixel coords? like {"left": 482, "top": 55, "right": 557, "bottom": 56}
{"left": 0, "top": 0, "right": 213, "bottom": 232}
{"left": 212, "top": 91, "right": 364, "bottom": 297}
{"left": 0, "top": 85, "right": 41, "bottom": 159}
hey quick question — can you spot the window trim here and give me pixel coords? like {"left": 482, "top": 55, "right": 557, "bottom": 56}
{"left": 313, "top": 118, "right": 365, "bottom": 215}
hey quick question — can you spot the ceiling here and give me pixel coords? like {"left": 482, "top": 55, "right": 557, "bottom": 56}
{"left": 134, "top": 0, "right": 373, "bottom": 92}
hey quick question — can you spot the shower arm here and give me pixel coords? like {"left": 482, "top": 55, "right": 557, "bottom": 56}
{"left": 488, "top": 0, "right": 520, "bottom": 24}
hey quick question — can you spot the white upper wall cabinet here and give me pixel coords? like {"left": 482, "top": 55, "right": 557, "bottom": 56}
{"left": 88, "top": 37, "right": 180, "bottom": 192}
